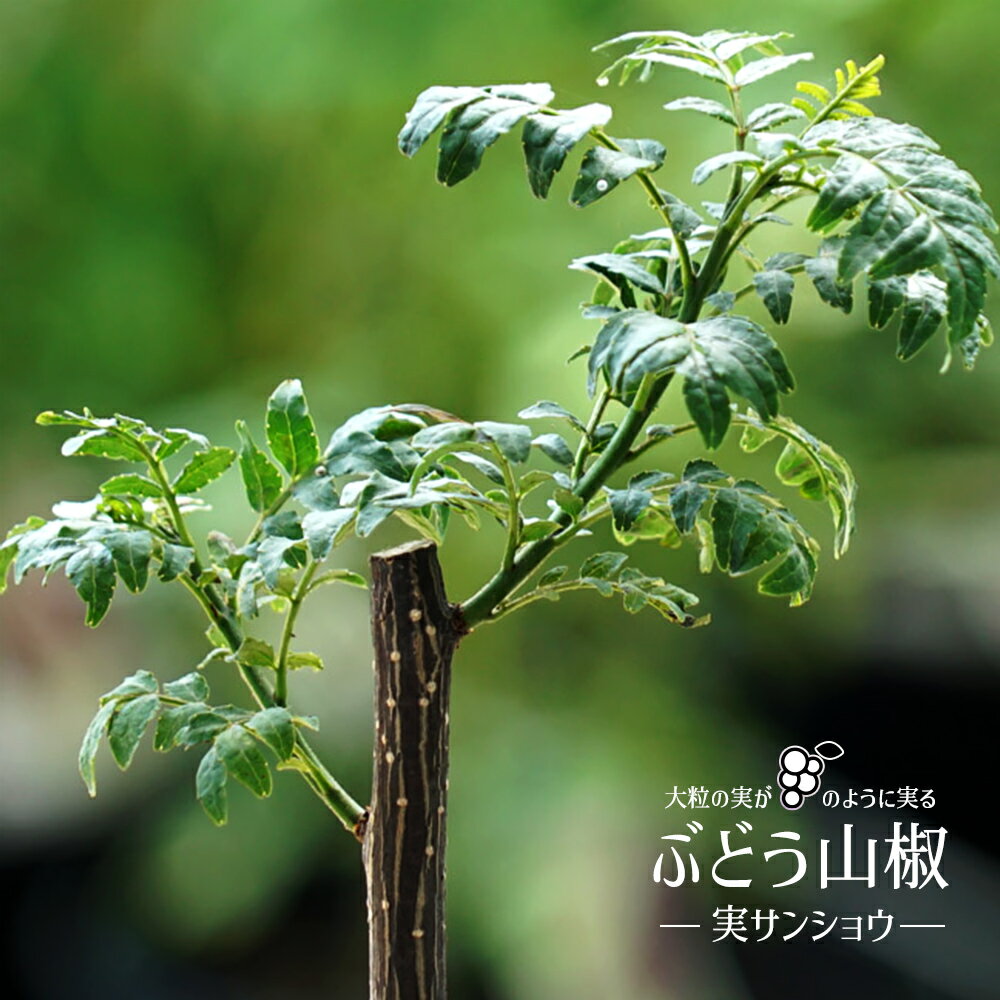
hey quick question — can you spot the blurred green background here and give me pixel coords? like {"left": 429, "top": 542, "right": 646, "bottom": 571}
{"left": 1, "top": 1, "right": 998, "bottom": 998}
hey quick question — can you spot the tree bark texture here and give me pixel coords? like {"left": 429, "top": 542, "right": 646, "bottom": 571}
{"left": 363, "top": 540, "right": 464, "bottom": 1000}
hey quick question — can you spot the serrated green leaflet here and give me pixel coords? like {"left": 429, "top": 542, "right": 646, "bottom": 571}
{"left": 532, "top": 433, "right": 574, "bottom": 467}
{"left": 248, "top": 707, "right": 296, "bottom": 761}
{"left": 173, "top": 446, "right": 236, "bottom": 494}
{"left": 737, "top": 413, "right": 856, "bottom": 557}
{"left": 612, "top": 506, "right": 680, "bottom": 547}
{"left": 522, "top": 103, "right": 612, "bottom": 198}
{"left": 607, "top": 485, "right": 653, "bottom": 531}
{"left": 158, "top": 542, "right": 194, "bottom": 581}
{"left": 437, "top": 87, "right": 554, "bottom": 187}
{"left": 103, "top": 530, "right": 152, "bottom": 593}
{"left": 66, "top": 543, "right": 116, "bottom": 626}
{"left": 100, "top": 670, "right": 158, "bottom": 703}
{"left": 177, "top": 711, "right": 232, "bottom": 747}
{"left": 156, "top": 427, "right": 211, "bottom": 461}
{"left": 302, "top": 508, "right": 355, "bottom": 559}
{"left": 266, "top": 379, "right": 320, "bottom": 478}
{"left": 808, "top": 156, "right": 887, "bottom": 232}
{"left": 398, "top": 85, "right": 486, "bottom": 157}
{"left": 663, "top": 96, "right": 736, "bottom": 126}
{"left": 692, "top": 151, "right": 762, "bottom": 186}
{"left": 804, "top": 117, "right": 999, "bottom": 344}
{"left": 196, "top": 746, "right": 228, "bottom": 825}
{"left": 60, "top": 430, "right": 145, "bottom": 462}
{"left": 5, "top": 519, "right": 75, "bottom": 586}
{"left": 100, "top": 474, "right": 163, "bottom": 498}
{"left": 537, "top": 566, "right": 568, "bottom": 587}
{"left": 256, "top": 536, "right": 306, "bottom": 586}
{"left": 518, "top": 401, "right": 585, "bottom": 432}
{"left": 326, "top": 429, "right": 414, "bottom": 480}
{"left": 746, "top": 103, "right": 805, "bottom": 131}
{"left": 164, "top": 672, "right": 210, "bottom": 703}
{"left": 474, "top": 422, "right": 532, "bottom": 464}
{"left": 805, "top": 242, "right": 853, "bottom": 313}
{"left": 868, "top": 276, "right": 906, "bottom": 328}
{"left": 753, "top": 269, "right": 795, "bottom": 324}
{"left": 0, "top": 521, "right": 37, "bottom": 594}
{"left": 734, "top": 52, "right": 813, "bottom": 87}
{"left": 570, "top": 252, "right": 665, "bottom": 303}
{"left": 579, "top": 551, "right": 628, "bottom": 580}
{"left": 108, "top": 693, "right": 160, "bottom": 769}
{"left": 215, "top": 725, "right": 272, "bottom": 797}
{"left": 411, "top": 422, "right": 476, "bottom": 450}
{"left": 897, "top": 272, "right": 949, "bottom": 360}
{"left": 670, "top": 482, "right": 711, "bottom": 534}
{"left": 287, "top": 651, "right": 325, "bottom": 670}
{"left": 155, "top": 702, "right": 208, "bottom": 751}
{"left": 236, "top": 637, "right": 276, "bottom": 669}
{"left": 571, "top": 139, "right": 666, "bottom": 207}
{"left": 79, "top": 701, "right": 116, "bottom": 796}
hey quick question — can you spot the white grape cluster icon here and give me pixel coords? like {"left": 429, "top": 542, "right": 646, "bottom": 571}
{"left": 777, "top": 741, "right": 845, "bottom": 810}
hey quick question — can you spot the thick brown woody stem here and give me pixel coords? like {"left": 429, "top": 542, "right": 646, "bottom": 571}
{"left": 364, "top": 540, "right": 465, "bottom": 1000}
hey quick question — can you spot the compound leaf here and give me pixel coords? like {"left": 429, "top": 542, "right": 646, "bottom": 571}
{"left": 438, "top": 87, "right": 554, "bottom": 186}
{"left": 79, "top": 701, "right": 116, "bottom": 797}
{"left": 804, "top": 117, "right": 999, "bottom": 345}
{"left": 103, "top": 530, "right": 152, "bottom": 594}
{"left": 738, "top": 413, "right": 856, "bottom": 557}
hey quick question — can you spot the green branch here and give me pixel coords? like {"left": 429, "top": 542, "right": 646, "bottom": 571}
{"left": 274, "top": 561, "right": 318, "bottom": 706}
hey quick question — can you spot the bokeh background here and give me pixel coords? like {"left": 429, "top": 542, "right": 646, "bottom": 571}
{"left": 1, "top": 1, "right": 997, "bottom": 998}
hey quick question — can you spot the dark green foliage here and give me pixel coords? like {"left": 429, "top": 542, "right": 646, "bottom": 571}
{"left": 4, "top": 26, "right": 994, "bottom": 831}
{"left": 587, "top": 310, "right": 793, "bottom": 446}
{"left": 77, "top": 663, "right": 316, "bottom": 824}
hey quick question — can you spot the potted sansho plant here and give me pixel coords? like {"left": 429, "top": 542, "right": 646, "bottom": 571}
{"left": 2, "top": 28, "right": 995, "bottom": 999}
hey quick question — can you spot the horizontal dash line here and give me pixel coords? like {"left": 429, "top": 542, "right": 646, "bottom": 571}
{"left": 660, "top": 924, "right": 701, "bottom": 928}
{"left": 899, "top": 924, "right": 946, "bottom": 928}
